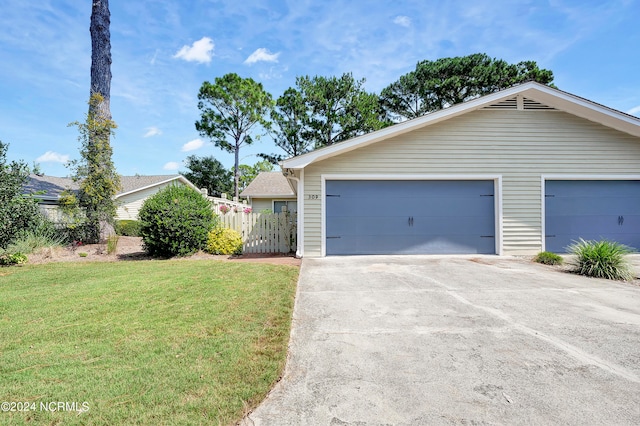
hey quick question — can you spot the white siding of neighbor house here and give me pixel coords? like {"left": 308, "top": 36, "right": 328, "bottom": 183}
{"left": 302, "top": 109, "right": 640, "bottom": 257}
{"left": 249, "top": 199, "right": 275, "bottom": 213}
{"left": 116, "top": 182, "right": 187, "bottom": 220}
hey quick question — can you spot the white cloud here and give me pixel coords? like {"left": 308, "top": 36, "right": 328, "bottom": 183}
{"left": 143, "top": 127, "right": 162, "bottom": 138}
{"left": 244, "top": 48, "right": 280, "bottom": 65}
{"left": 393, "top": 15, "right": 412, "bottom": 27}
{"left": 36, "top": 151, "right": 69, "bottom": 163}
{"left": 627, "top": 105, "right": 640, "bottom": 116}
{"left": 181, "top": 138, "right": 205, "bottom": 152}
{"left": 173, "top": 37, "right": 214, "bottom": 64}
{"left": 163, "top": 161, "right": 180, "bottom": 171}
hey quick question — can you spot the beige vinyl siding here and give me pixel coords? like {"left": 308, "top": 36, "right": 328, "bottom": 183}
{"left": 250, "top": 199, "right": 274, "bottom": 213}
{"left": 302, "top": 109, "right": 640, "bottom": 256}
{"left": 116, "top": 182, "right": 187, "bottom": 220}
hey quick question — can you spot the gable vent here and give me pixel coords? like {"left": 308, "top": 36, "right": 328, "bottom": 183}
{"left": 523, "top": 98, "right": 556, "bottom": 110}
{"left": 484, "top": 96, "right": 555, "bottom": 110}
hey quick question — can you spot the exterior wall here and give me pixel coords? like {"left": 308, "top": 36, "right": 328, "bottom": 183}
{"left": 249, "top": 198, "right": 297, "bottom": 213}
{"left": 302, "top": 109, "right": 640, "bottom": 257}
{"left": 116, "top": 182, "right": 187, "bottom": 220}
{"left": 250, "top": 199, "right": 275, "bottom": 213}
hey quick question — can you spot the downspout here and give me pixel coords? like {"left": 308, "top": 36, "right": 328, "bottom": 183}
{"left": 283, "top": 168, "right": 303, "bottom": 258}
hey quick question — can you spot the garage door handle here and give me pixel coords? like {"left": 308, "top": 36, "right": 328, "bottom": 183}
{"left": 619, "top": 215, "right": 624, "bottom": 226}
{"left": 408, "top": 217, "right": 414, "bottom": 226}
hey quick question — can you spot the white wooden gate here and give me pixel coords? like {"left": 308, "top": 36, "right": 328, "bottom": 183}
{"left": 220, "top": 212, "right": 297, "bottom": 254}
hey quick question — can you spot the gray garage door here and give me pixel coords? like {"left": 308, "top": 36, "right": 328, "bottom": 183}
{"left": 545, "top": 180, "right": 640, "bottom": 253}
{"left": 326, "top": 180, "right": 495, "bottom": 255}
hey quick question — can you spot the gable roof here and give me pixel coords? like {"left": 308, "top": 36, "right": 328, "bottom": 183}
{"left": 281, "top": 82, "right": 640, "bottom": 169}
{"left": 240, "top": 172, "right": 296, "bottom": 198}
{"left": 25, "top": 174, "right": 199, "bottom": 201}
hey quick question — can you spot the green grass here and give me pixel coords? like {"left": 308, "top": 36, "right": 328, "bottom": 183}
{"left": 0, "top": 260, "right": 298, "bottom": 425}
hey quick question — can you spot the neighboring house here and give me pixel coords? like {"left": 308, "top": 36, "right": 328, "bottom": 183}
{"left": 240, "top": 171, "right": 297, "bottom": 213}
{"left": 24, "top": 174, "right": 200, "bottom": 221}
{"left": 281, "top": 81, "right": 640, "bottom": 257}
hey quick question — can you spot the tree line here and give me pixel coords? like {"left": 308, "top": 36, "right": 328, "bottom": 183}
{"left": 193, "top": 53, "right": 554, "bottom": 198}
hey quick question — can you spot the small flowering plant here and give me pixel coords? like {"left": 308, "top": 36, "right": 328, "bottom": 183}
{"left": 219, "top": 204, "right": 230, "bottom": 214}
{"left": 243, "top": 207, "right": 252, "bottom": 214}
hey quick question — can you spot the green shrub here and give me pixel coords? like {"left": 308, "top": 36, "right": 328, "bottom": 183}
{"left": 0, "top": 141, "right": 42, "bottom": 249}
{"left": 138, "top": 185, "right": 218, "bottom": 257}
{"left": 534, "top": 251, "right": 563, "bottom": 265}
{"left": 206, "top": 227, "right": 243, "bottom": 255}
{"left": 0, "top": 252, "right": 27, "bottom": 266}
{"left": 568, "top": 239, "right": 635, "bottom": 281}
{"left": 115, "top": 220, "right": 141, "bottom": 237}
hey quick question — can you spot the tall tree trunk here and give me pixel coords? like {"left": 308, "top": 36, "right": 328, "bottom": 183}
{"left": 90, "top": 0, "right": 112, "bottom": 121}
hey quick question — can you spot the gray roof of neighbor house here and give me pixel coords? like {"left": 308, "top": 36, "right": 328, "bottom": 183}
{"left": 240, "top": 172, "right": 296, "bottom": 198}
{"left": 25, "top": 174, "right": 196, "bottom": 200}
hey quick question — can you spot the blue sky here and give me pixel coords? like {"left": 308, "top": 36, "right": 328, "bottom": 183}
{"left": 1, "top": 0, "right": 639, "bottom": 177}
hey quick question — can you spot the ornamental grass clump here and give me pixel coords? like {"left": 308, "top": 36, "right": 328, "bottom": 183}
{"left": 533, "top": 251, "right": 563, "bottom": 265}
{"left": 206, "top": 227, "right": 243, "bottom": 255}
{"left": 568, "top": 239, "right": 635, "bottom": 281}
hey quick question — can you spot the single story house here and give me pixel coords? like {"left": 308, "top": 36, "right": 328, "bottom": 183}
{"left": 24, "top": 174, "right": 200, "bottom": 221}
{"left": 280, "top": 81, "right": 640, "bottom": 257}
{"left": 240, "top": 171, "right": 297, "bottom": 213}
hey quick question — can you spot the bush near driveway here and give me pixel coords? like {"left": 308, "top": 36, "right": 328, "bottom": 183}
{"left": 568, "top": 239, "right": 634, "bottom": 281}
{"left": 0, "top": 260, "right": 298, "bottom": 425}
{"left": 534, "top": 251, "right": 563, "bottom": 265}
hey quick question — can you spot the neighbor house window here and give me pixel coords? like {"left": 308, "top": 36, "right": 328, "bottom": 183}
{"left": 273, "top": 200, "right": 297, "bottom": 213}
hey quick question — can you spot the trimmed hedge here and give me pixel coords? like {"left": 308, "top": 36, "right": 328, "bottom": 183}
{"left": 138, "top": 185, "right": 217, "bottom": 257}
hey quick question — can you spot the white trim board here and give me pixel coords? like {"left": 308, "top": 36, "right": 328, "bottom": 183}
{"left": 319, "top": 174, "right": 503, "bottom": 257}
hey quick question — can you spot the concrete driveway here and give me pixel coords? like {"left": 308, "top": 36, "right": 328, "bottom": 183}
{"left": 242, "top": 256, "right": 640, "bottom": 425}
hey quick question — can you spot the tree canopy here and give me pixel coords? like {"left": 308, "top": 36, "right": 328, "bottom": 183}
{"left": 237, "top": 160, "right": 274, "bottom": 192}
{"left": 180, "top": 155, "right": 233, "bottom": 197}
{"left": 195, "top": 73, "right": 273, "bottom": 200}
{"left": 0, "top": 141, "right": 41, "bottom": 249}
{"left": 297, "top": 73, "right": 387, "bottom": 148}
{"left": 380, "top": 53, "right": 554, "bottom": 121}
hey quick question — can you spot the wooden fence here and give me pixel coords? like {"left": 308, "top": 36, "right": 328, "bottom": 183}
{"left": 220, "top": 212, "right": 297, "bottom": 254}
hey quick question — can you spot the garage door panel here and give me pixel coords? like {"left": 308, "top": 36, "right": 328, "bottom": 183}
{"left": 546, "top": 198, "right": 640, "bottom": 216}
{"left": 411, "top": 215, "right": 495, "bottom": 236}
{"left": 546, "top": 215, "right": 640, "bottom": 235}
{"left": 328, "top": 216, "right": 415, "bottom": 237}
{"left": 545, "top": 180, "right": 640, "bottom": 253}
{"left": 326, "top": 180, "right": 495, "bottom": 255}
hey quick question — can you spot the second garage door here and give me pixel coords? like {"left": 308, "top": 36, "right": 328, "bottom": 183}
{"left": 545, "top": 180, "right": 640, "bottom": 252}
{"left": 326, "top": 180, "right": 496, "bottom": 255}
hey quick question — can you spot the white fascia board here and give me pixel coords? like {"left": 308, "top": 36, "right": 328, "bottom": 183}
{"left": 520, "top": 86, "right": 640, "bottom": 137}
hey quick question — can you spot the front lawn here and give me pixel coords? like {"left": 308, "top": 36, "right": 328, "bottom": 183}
{"left": 0, "top": 260, "right": 298, "bottom": 425}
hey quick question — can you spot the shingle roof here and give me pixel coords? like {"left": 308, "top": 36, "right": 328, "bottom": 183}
{"left": 24, "top": 175, "right": 77, "bottom": 200}
{"left": 25, "top": 174, "right": 192, "bottom": 200}
{"left": 240, "top": 172, "right": 295, "bottom": 198}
